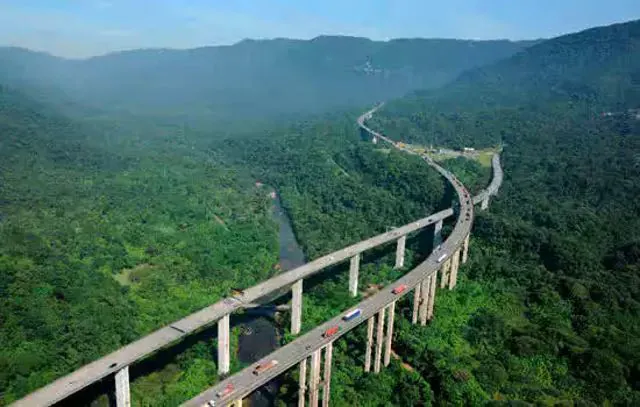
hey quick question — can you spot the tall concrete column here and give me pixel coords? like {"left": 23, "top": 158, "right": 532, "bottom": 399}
{"left": 115, "top": 366, "right": 131, "bottom": 407}
{"left": 349, "top": 253, "right": 360, "bottom": 297}
{"left": 232, "top": 400, "right": 242, "bottom": 407}
{"left": 384, "top": 301, "right": 396, "bottom": 367}
{"left": 411, "top": 282, "right": 422, "bottom": 324}
{"left": 419, "top": 277, "right": 430, "bottom": 326}
{"left": 218, "top": 314, "right": 230, "bottom": 375}
{"left": 462, "top": 234, "right": 470, "bottom": 264}
{"left": 291, "top": 279, "right": 303, "bottom": 335}
{"left": 433, "top": 219, "right": 443, "bottom": 248}
{"left": 449, "top": 250, "right": 460, "bottom": 289}
{"left": 440, "top": 259, "right": 451, "bottom": 289}
{"left": 364, "top": 317, "right": 375, "bottom": 372}
{"left": 427, "top": 272, "right": 437, "bottom": 320}
{"left": 322, "top": 342, "right": 333, "bottom": 407}
{"left": 374, "top": 307, "right": 386, "bottom": 373}
{"left": 395, "top": 235, "right": 406, "bottom": 269}
{"left": 481, "top": 196, "right": 489, "bottom": 210}
{"left": 309, "top": 349, "right": 321, "bottom": 407}
{"left": 298, "top": 358, "right": 308, "bottom": 407}
{"left": 372, "top": 135, "right": 378, "bottom": 144}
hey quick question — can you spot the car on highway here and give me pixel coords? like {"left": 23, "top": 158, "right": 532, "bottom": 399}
{"left": 437, "top": 254, "right": 447, "bottom": 263}
{"left": 253, "top": 360, "right": 279, "bottom": 375}
{"left": 392, "top": 284, "right": 408, "bottom": 294}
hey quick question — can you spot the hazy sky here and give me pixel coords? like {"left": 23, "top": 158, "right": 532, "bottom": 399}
{"left": 1, "top": 0, "right": 638, "bottom": 58}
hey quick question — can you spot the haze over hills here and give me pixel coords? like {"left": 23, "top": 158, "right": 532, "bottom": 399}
{"left": 0, "top": 36, "right": 537, "bottom": 121}
{"left": 374, "top": 19, "right": 640, "bottom": 147}
{"left": 3, "top": 16, "right": 640, "bottom": 406}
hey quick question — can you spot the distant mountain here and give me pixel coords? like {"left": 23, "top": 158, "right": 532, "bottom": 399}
{"left": 0, "top": 36, "right": 537, "bottom": 121}
{"left": 375, "top": 19, "right": 640, "bottom": 147}
{"left": 387, "top": 20, "right": 640, "bottom": 114}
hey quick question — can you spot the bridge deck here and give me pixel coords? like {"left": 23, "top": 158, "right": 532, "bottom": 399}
{"left": 182, "top": 107, "right": 502, "bottom": 406}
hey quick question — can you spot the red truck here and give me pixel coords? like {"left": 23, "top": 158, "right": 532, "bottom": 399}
{"left": 323, "top": 326, "right": 341, "bottom": 338}
{"left": 392, "top": 284, "right": 408, "bottom": 294}
{"left": 253, "top": 360, "right": 279, "bottom": 375}
{"left": 216, "top": 383, "right": 234, "bottom": 399}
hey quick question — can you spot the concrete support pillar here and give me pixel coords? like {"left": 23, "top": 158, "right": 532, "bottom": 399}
{"left": 419, "top": 277, "right": 430, "bottom": 326}
{"left": 349, "top": 253, "right": 360, "bottom": 297}
{"left": 395, "top": 235, "right": 406, "bottom": 269}
{"left": 291, "top": 279, "right": 303, "bottom": 335}
{"left": 462, "top": 234, "right": 470, "bottom": 264}
{"left": 322, "top": 342, "right": 333, "bottom": 407}
{"left": 481, "top": 196, "right": 489, "bottom": 210}
{"left": 372, "top": 135, "right": 378, "bottom": 144}
{"left": 364, "top": 317, "right": 374, "bottom": 372}
{"left": 309, "top": 349, "right": 321, "bottom": 407}
{"left": 374, "top": 307, "right": 386, "bottom": 373}
{"left": 231, "top": 400, "right": 242, "bottom": 407}
{"left": 440, "top": 259, "right": 451, "bottom": 289}
{"left": 411, "top": 282, "right": 421, "bottom": 324}
{"left": 298, "top": 358, "right": 308, "bottom": 407}
{"left": 218, "top": 314, "right": 230, "bottom": 375}
{"left": 433, "top": 219, "right": 443, "bottom": 248}
{"left": 115, "top": 366, "right": 131, "bottom": 407}
{"left": 427, "top": 272, "right": 437, "bottom": 320}
{"left": 384, "top": 301, "right": 396, "bottom": 367}
{"left": 449, "top": 250, "right": 460, "bottom": 289}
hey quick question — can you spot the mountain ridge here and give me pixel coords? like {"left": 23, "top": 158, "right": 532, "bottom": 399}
{"left": 0, "top": 36, "right": 538, "bottom": 121}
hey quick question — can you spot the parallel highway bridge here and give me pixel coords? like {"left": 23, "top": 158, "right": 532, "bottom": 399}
{"left": 12, "top": 104, "right": 503, "bottom": 407}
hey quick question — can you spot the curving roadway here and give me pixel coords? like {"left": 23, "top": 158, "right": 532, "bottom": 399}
{"left": 182, "top": 105, "right": 498, "bottom": 406}
{"left": 12, "top": 104, "right": 502, "bottom": 407}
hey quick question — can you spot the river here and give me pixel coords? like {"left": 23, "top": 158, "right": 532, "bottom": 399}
{"left": 236, "top": 194, "right": 306, "bottom": 407}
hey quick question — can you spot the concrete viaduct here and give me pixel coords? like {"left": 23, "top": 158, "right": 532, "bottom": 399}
{"left": 11, "top": 104, "right": 502, "bottom": 407}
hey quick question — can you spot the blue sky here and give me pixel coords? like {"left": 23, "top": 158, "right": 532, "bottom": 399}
{"left": 0, "top": 0, "right": 638, "bottom": 58}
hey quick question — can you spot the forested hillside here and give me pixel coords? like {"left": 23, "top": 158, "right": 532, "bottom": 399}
{"left": 4, "top": 16, "right": 640, "bottom": 407}
{"left": 371, "top": 19, "right": 640, "bottom": 148}
{"left": 0, "top": 86, "right": 284, "bottom": 404}
{"left": 0, "top": 37, "right": 535, "bottom": 122}
{"left": 0, "top": 85, "right": 452, "bottom": 405}
{"left": 352, "top": 19, "right": 640, "bottom": 405}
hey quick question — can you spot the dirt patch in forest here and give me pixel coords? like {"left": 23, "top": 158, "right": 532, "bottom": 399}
{"left": 391, "top": 349, "right": 415, "bottom": 372}
{"left": 114, "top": 263, "right": 156, "bottom": 286}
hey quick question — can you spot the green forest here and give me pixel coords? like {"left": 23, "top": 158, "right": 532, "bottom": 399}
{"left": 1, "top": 16, "right": 640, "bottom": 407}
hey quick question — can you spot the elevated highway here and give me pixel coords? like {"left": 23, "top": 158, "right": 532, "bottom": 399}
{"left": 183, "top": 107, "right": 502, "bottom": 406}
{"left": 12, "top": 105, "right": 502, "bottom": 407}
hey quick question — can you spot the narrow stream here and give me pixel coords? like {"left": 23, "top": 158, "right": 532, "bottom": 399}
{"left": 236, "top": 194, "right": 306, "bottom": 407}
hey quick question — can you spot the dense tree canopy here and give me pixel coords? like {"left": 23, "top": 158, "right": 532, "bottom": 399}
{"left": 2, "top": 17, "right": 640, "bottom": 407}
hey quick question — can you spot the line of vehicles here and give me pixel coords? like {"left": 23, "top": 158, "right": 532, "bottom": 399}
{"left": 208, "top": 115, "right": 477, "bottom": 407}
{"left": 212, "top": 281, "right": 417, "bottom": 404}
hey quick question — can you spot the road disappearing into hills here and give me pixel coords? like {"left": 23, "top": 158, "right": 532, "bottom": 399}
{"left": 182, "top": 106, "right": 499, "bottom": 406}
{"left": 12, "top": 104, "right": 502, "bottom": 407}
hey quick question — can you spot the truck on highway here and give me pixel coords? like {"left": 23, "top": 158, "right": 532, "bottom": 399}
{"left": 216, "top": 383, "right": 234, "bottom": 399}
{"left": 253, "top": 360, "right": 279, "bottom": 375}
{"left": 392, "top": 284, "right": 408, "bottom": 294}
{"left": 437, "top": 254, "right": 447, "bottom": 263}
{"left": 343, "top": 309, "right": 362, "bottom": 321}
{"left": 323, "top": 326, "right": 341, "bottom": 338}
